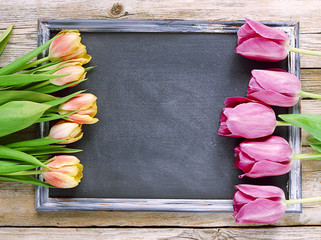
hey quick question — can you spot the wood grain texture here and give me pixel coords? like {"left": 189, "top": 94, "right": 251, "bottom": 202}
{"left": 0, "top": 0, "right": 320, "bottom": 232}
{"left": 0, "top": 0, "right": 321, "bottom": 68}
{"left": 0, "top": 139, "right": 320, "bottom": 227}
{"left": 0, "top": 227, "right": 320, "bottom": 240}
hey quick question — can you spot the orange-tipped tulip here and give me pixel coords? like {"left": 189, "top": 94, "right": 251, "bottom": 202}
{"left": 49, "top": 30, "right": 91, "bottom": 64}
{"left": 59, "top": 93, "right": 99, "bottom": 124}
{"left": 50, "top": 63, "right": 86, "bottom": 86}
{"left": 49, "top": 120, "right": 83, "bottom": 144}
{"left": 42, "top": 155, "right": 83, "bottom": 188}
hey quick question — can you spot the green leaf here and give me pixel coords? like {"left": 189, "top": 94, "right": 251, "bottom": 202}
{"left": 0, "top": 164, "right": 37, "bottom": 174}
{"left": 0, "top": 101, "right": 51, "bottom": 137}
{"left": 21, "top": 146, "right": 82, "bottom": 155}
{"left": 34, "top": 78, "right": 87, "bottom": 94}
{"left": 36, "top": 110, "right": 77, "bottom": 123}
{"left": 0, "top": 175, "right": 53, "bottom": 187}
{"left": 44, "top": 90, "right": 85, "bottom": 106}
{"left": 0, "top": 145, "right": 47, "bottom": 168}
{"left": 279, "top": 114, "right": 321, "bottom": 142}
{"left": 0, "top": 25, "right": 13, "bottom": 56}
{"left": 306, "top": 137, "right": 321, "bottom": 144}
{"left": 0, "top": 135, "right": 23, "bottom": 145}
{"left": 14, "top": 144, "right": 66, "bottom": 152}
{"left": 0, "top": 34, "right": 61, "bottom": 75}
{"left": 6, "top": 138, "right": 65, "bottom": 148}
{"left": 0, "top": 90, "right": 57, "bottom": 105}
{"left": 0, "top": 74, "right": 68, "bottom": 87}
{"left": 20, "top": 60, "right": 61, "bottom": 74}
{"left": 310, "top": 144, "right": 321, "bottom": 153}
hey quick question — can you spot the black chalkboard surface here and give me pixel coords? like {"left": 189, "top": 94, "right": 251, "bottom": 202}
{"left": 36, "top": 20, "right": 301, "bottom": 212}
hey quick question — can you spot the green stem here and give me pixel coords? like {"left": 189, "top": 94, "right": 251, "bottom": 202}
{"left": 6, "top": 170, "right": 42, "bottom": 176}
{"left": 300, "top": 91, "right": 321, "bottom": 99}
{"left": 286, "top": 196, "right": 321, "bottom": 205}
{"left": 289, "top": 46, "right": 321, "bottom": 57}
{"left": 276, "top": 120, "right": 292, "bottom": 127}
{"left": 16, "top": 56, "right": 50, "bottom": 72}
{"left": 293, "top": 152, "right": 321, "bottom": 160}
{"left": 24, "top": 80, "right": 50, "bottom": 91}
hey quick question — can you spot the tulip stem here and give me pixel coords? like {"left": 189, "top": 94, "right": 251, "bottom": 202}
{"left": 24, "top": 80, "right": 50, "bottom": 91}
{"left": 293, "top": 152, "right": 321, "bottom": 160}
{"left": 17, "top": 56, "right": 50, "bottom": 72}
{"left": 286, "top": 196, "right": 321, "bottom": 205}
{"left": 300, "top": 91, "right": 321, "bottom": 99}
{"left": 289, "top": 46, "right": 321, "bottom": 57}
{"left": 6, "top": 170, "right": 42, "bottom": 176}
{"left": 276, "top": 121, "right": 292, "bottom": 127}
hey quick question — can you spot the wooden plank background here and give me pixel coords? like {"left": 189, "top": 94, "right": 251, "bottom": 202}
{"left": 0, "top": 0, "right": 320, "bottom": 238}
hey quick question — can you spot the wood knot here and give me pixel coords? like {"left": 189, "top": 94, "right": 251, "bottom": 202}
{"left": 109, "top": 3, "right": 124, "bottom": 16}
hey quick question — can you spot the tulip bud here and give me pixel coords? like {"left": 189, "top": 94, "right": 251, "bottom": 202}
{"left": 42, "top": 155, "right": 83, "bottom": 188}
{"left": 59, "top": 93, "right": 99, "bottom": 124}
{"left": 49, "top": 30, "right": 91, "bottom": 64}
{"left": 218, "top": 97, "right": 276, "bottom": 139}
{"left": 49, "top": 120, "right": 83, "bottom": 144}
{"left": 50, "top": 63, "right": 86, "bottom": 86}
{"left": 235, "top": 18, "right": 289, "bottom": 62}
{"left": 235, "top": 136, "right": 293, "bottom": 178}
{"left": 233, "top": 184, "right": 286, "bottom": 224}
{"left": 247, "top": 69, "right": 301, "bottom": 107}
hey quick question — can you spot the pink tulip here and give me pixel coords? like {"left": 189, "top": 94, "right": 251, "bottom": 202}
{"left": 42, "top": 155, "right": 83, "bottom": 188}
{"left": 49, "top": 30, "right": 91, "bottom": 64}
{"left": 48, "top": 120, "right": 83, "bottom": 144}
{"left": 59, "top": 93, "right": 99, "bottom": 124}
{"left": 235, "top": 18, "right": 289, "bottom": 62}
{"left": 247, "top": 69, "right": 301, "bottom": 107}
{"left": 235, "top": 136, "right": 293, "bottom": 178}
{"left": 50, "top": 63, "right": 86, "bottom": 86}
{"left": 218, "top": 97, "right": 276, "bottom": 139}
{"left": 233, "top": 184, "right": 286, "bottom": 224}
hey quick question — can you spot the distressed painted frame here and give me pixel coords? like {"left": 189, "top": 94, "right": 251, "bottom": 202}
{"left": 36, "top": 20, "right": 301, "bottom": 212}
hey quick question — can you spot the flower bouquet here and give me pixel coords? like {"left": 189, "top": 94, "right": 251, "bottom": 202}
{"left": 219, "top": 18, "right": 321, "bottom": 224}
{"left": 0, "top": 27, "right": 98, "bottom": 188}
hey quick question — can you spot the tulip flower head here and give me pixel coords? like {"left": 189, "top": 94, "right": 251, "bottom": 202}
{"left": 247, "top": 69, "right": 301, "bottom": 107}
{"left": 59, "top": 93, "right": 99, "bottom": 124}
{"left": 235, "top": 136, "right": 293, "bottom": 178}
{"left": 49, "top": 30, "right": 91, "bottom": 64}
{"left": 42, "top": 155, "right": 83, "bottom": 188}
{"left": 49, "top": 120, "right": 83, "bottom": 144}
{"left": 50, "top": 63, "right": 86, "bottom": 86}
{"left": 233, "top": 184, "right": 286, "bottom": 224}
{"left": 235, "top": 18, "right": 289, "bottom": 62}
{"left": 218, "top": 97, "right": 276, "bottom": 139}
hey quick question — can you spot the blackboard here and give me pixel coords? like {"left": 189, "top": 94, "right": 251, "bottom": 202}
{"left": 36, "top": 20, "right": 301, "bottom": 212}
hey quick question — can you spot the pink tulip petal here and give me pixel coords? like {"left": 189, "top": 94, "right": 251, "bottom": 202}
{"left": 235, "top": 184, "right": 285, "bottom": 199}
{"left": 239, "top": 136, "right": 292, "bottom": 163}
{"left": 248, "top": 90, "right": 299, "bottom": 107}
{"left": 233, "top": 190, "right": 256, "bottom": 214}
{"left": 251, "top": 69, "right": 301, "bottom": 94}
{"left": 59, "top": 93, "right": 97, "bottom": 112}
{"left": 235, "top": 37, "right": 288, "bottom": 62}
{"left": 49, "top": 31, "right": 81, "bottom": 61}
{"left": 225, "top": 102, "right": 276, "bottom": 139}
{"left": 67, "top": 114, "right": 99, "bottom": 124}
{"left": 245, "top": 18, "right": 289, "bottom": 44}
{"left": 42, "top": 171, "right": 80, "bottom": 188}
{"left": 234, "top": 198, "right": 286, "bottom": 224}
{"left": 47, "top": 155, "right": 80, "bottom": 169}
{"left": 224, "top": 97, "right": 253, "bottom": 108}
{"left": 236, "top": 151, "right": 255, "bottom": 173}
{"left": 237, "top": 22, "right": 260, "bottom": 45}
{"left": 242, "top": 160, "right": 292, "bottom": 178}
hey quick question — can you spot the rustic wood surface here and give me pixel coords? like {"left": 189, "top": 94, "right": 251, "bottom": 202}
{"left": 0, "top": 0, "right": 321, "bottom": 239}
